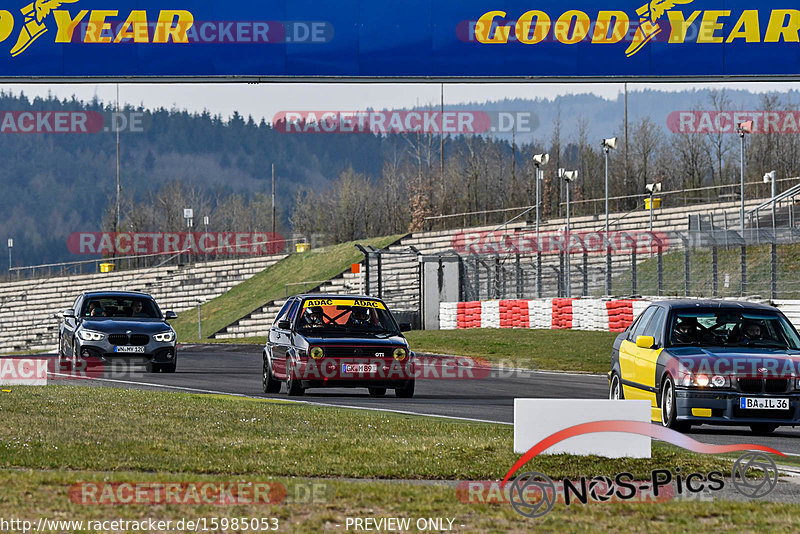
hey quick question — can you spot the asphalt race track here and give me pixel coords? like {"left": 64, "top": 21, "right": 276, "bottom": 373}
{"left": 45, "top": 343, "right": 800, "bottom": 455}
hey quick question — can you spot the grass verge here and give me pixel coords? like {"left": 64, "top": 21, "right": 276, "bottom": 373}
{"left": 405, "top": 329, "right": 618, "bottom": 373}
{"left": 0, "top": 386, "right": 726, "bottom": 480}
{"left": 1, "top": 386, "right": 793, "bottom": 531}
{"left": 3, "top": 470, "right": 800, "bottom": 533}
{"left": 172, "top": 235, "right": 402, "bottom": 342}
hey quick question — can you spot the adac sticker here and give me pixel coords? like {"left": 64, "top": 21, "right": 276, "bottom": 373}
{"left": 303, "top": 298, "right": 385, "bottom": 310}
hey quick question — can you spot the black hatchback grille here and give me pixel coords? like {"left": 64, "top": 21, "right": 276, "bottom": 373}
{"left": 108, "top": 334, "right": 149, "bottom": 346}
{"left": 737, "top": 378, "right": 789, "bottom": 394}
{"left": 319, "top": 346, "right": 394, "bottom": 358}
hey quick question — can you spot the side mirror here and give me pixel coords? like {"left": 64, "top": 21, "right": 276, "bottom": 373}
{"left": 165, "top": 311, "right": 178, "bottom": 320}
{"left": 278, "top": 320, "right": 291, "bottom": 330}
{"left": 636, "top": 335, "right": 655, "bottom": 349}
{"left": 63, "top": 309, "right": 76, "bottom": 318}
{"left": 399, "top": 322, "right": 412, "bottom": 332}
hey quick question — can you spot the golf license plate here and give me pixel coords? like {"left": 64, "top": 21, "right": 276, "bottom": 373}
{"left": 342, "top": 363, "right": 377, "bottom": 374}
{"left": 114, "top": 346, "right": 145, "bottom": 353}
{"left": 739, "top": 397, "right": 789, "bottom": 410}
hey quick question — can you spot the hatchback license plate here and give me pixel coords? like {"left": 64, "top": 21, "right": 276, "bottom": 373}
{"left": 114, "top": 346, "right": 145, "bottom": 353}
{"left": 740, "top": 397, "right": 789, "bottom": 410}
{"left": 342, "top": 363, "right": 377, "bottom": 374}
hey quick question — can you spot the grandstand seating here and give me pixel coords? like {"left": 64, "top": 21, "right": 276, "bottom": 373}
{"left": 0, "top": 255, "right": 284, "bottom": 353}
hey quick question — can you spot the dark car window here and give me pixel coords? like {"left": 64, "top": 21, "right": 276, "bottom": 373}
{"left": 82, "top": 296, "right": 160, "bottom": 319}
{"left": 629, "top": 306, "right": 657, "bottom": 342}
{"left": 296, "top": 298, "right": 399, "bottom": 335}
{"left": 273, "top": 300, "right": 293, "bottom": 326}
{"left": 642, "top": 307, "right": 666, "bottom": 346}
{"left": 286, "top": 300, "right": 300, "bottom": 323}
{"left": 667, "top": 308, "right": 800, "bottom": 349}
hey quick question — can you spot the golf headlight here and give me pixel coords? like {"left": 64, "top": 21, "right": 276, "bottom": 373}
{"left": 310, "top": 346, "right": 324, "bottom": 360}
{"left": 153, "top": 331, "right": 175, "bottom": 343}
{"left": 77, "top": 330, "right": 104, "bottom": 342}
{"left": 393, "top": 348, "right": 408, "bottom": 361}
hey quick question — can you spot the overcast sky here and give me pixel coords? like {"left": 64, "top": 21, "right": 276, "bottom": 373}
{"left": 4, "top": 82, "right": 798, "bottom": 123}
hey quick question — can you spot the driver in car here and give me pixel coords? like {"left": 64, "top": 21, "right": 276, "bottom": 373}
{"left": 740, "top": 320, "right": 765, "bottom": 343}
{"left": 348, "top": 307, "right": 371, "bottom": 327}
{"left": 302, "top": 306, "right": 325, "bottom": 328}
{"left": 673, "top": 317, "right": 700, "bottom": 344}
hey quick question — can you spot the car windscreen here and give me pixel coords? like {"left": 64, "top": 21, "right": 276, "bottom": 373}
{"left": 82, "top": 297, "right": 161, "bottom": 320}
{"left": 667, "top": 308, "right": 800, "bottom": 349}
{"left": 296, "top": 299, "right": 399, "bottom": 335}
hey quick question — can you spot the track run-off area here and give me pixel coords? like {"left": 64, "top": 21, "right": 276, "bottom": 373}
{"left": 41, "top": 343, "right": 800, "bottom": 456}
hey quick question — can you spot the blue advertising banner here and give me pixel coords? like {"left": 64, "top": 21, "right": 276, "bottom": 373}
{"left": 0, "top": 1, "right": 797, "bottom": 79}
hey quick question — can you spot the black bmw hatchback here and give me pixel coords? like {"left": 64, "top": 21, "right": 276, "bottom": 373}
{"left": 262, "top": 294, "right": 415, "bottom": 397}
{"left": 59, "top": 290, "right": 178, "bottom": 373}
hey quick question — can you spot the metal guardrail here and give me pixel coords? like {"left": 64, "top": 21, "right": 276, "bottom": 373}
{"left": 7, "top": 236, "right": 305, "bottom": 281}
{"left": 422, "top": 177, "right": 800, "bottom": 226}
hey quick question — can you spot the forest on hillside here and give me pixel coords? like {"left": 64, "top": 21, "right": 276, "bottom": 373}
{"left": 2, "top": 88, "right": 799, "bottom": 267}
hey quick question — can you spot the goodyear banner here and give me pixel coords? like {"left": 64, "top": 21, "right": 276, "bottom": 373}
{"left": 0, "top": 1, "right": 797, "bottom": 78}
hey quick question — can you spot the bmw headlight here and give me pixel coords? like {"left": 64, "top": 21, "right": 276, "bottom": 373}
{"left": 77, "top": 330, "right": 104, "bottom": 342}
{"left": 393, "top": 348, "right": 408, "bottom": 361}
{"left": 153, "top": 331, "right": 175, "bottom": 343}
{"left": 682, "top": 373, "right": 729, "bottom": 388}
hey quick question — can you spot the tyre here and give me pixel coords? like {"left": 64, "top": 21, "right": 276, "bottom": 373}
{"left": 161, "top": 362, "right": 176, "bottom": 373}
{"left": 146, "top": 362, "right": 160, "bottom": 373}
{"left": 286, "top": 358, "right": 305, "bottom": 397}
{"left": 750, "top": 423, "right": 779, "bottom": 434}
{"left": 609, "top": 373, "right": 624, "bottom": 400}
{"left": 661, "top": 376, "right": 690, "bottom": 432}
{"left": 368, "top": 387, "right": 387, "bottom": 397}
{"left": 395, "top": 380, "right": 415, "bottom": 398}
{"left": 263, "top": 355, "right": 281, "bottom": 394}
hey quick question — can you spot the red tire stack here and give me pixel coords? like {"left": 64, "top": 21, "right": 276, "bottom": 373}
{"left": 551, "top": 298, "right": 575, "bottom": 329}
{"left": 500, "top": 300, "right": 530, "bottom": 329}
{"left": 457, "top": 302, "right": 468, "bottom": 329}
{"left": 606, "top": 300, "right": 635, "bottom": 332}
{"left": 465, "top": 301, "right": 482, "bottom": 329}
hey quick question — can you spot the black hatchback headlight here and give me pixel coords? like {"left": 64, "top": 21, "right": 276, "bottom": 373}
{"left": 153, "top": 331, "right": 175, "bottom": 343}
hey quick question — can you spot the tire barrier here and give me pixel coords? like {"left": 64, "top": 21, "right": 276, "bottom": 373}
{"left": 499, "top": 300, "right": 530, "bottom": 329}
{"left": 607, "top": 300, "right": 635, "bottom": 333}
{"left": 443, "top": 297, "right": 648, "bottom": 332}
{"left": 551, "top": 298, "right": 574, "bottom": 330}
{"left": 440, "top": 297, "right": 800, "bottom": 333}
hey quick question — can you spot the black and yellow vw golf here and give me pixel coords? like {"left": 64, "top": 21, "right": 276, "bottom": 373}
{"left": 609, "top": 300, "right": 800, "bottom": 434}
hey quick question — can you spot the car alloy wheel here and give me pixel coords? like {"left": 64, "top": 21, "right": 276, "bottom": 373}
{"left": 661, "top": 376, "right": 689, "bottom": 432}
{"left": 262, "top": 355, "right": 281, "bottom": 394}
{"left": 286, "top": 357, "right": 305, "bottom": 397}
{"left": 609, "top": 374, "right": 623, "bottom": 400}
